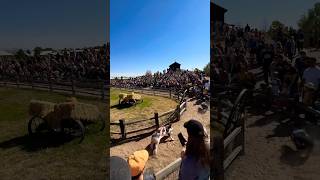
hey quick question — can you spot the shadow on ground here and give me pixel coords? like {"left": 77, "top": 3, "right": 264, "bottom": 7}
{"left": 280, "top": 145, "right": 313, "bottom": 167}
{"left": 0, "top": 132, "right": 77, "bottom": 152}
{"left": 110, "top": 131, "right": 154, "bottom": 148}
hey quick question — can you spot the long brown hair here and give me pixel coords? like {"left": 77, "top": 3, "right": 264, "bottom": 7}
{"left": 185, "top": 133, "right": 210, "bottom": 167}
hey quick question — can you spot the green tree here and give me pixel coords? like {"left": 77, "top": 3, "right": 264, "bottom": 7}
{"left": 203, "top": 63, "right": 210, "bottom": 77}
{"left": 33, "top": 46, "right": 42, "bottom": 57}
{"left": 145, "top": 70, "right": 152, "bottom": 76}
{"left": 15, "top": 49, "right": 27, "bottom": 60}
{"left": 298, "top": 2, "right": 320, "bottom": 47}
{"left": 268, "top": 20, "right": 285, "bottom": 40}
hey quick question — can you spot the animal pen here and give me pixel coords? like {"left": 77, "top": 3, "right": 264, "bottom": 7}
{"left": 110, "top": 88, "right": 188, "bottom": 179}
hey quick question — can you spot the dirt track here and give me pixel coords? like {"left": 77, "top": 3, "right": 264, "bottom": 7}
{"left": 226, "top": 110, "right": 320, "bottom": 180}
{"left": 110, "top": 98, "right": 210, "bottom": 173}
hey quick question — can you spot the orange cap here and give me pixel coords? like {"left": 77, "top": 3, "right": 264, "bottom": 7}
{"left": 127, "top": 150, "right": 149, "bottom": 177}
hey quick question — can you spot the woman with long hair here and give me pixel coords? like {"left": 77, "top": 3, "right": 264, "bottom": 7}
{"left": 179, "top": 119, "right": 210, "bottom": 180}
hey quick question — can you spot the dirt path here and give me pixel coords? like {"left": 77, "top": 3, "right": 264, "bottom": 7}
{"left": 110, "top": 98, "right": 210, "bottom": 172}
{"left": 226, "top": 110, "right": 320, "bottom": 180}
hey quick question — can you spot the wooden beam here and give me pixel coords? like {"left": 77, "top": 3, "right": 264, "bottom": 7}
{"left": 155, "top": 158, "right": 181, "bottom": 180}
{"left": 224, "top": 127, "right": 241, "bottom": 149}
{"left": 224, "top": 146, "right": 243, "bottom": 170}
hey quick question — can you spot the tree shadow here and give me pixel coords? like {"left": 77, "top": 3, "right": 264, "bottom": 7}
{"left": 110, "top": 131, "right": 154, "bottom": 148}
{"left": 0, "top": 132, "right": 77, "bottom": 152}
{"left": 280, "top": 145, "right": 313, "bottom": 167}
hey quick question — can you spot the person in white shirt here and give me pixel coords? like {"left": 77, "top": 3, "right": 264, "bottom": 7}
{"left": 302, "top": 57, "right": 320, "bottom": 89}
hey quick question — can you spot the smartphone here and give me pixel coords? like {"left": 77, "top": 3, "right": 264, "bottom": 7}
{"left": 178, "top": 133, "right": 187, "bottom": 146}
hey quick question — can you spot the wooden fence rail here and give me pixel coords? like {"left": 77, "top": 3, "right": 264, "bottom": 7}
{"left": 212, "top": 111, "right": 246, "bottom": 180}
{"left": 110, "top": 101, "right": 186, "bottom": 141}
{"left": 155, "top": 158, "right": 182, "bottom": 180}
{"left": 0, "top": 79, "right": 109, "bottom": 100}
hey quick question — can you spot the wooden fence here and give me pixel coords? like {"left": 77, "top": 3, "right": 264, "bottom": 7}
{"left": 212, "top": 116, "right": 245, "bottom": 180}
{"left": 155, "top": 158, "right": 182, "bottom": 180}
{"left": 212, "top": 89, "right": 248, "bottom": 180}
{"left": 110, "top": 101, "right": 187, "bottom": 141}
{"left": 0, "top": 78, "right": 108, "bottom": 100}
{"left": 113, "top": 87, "right": 184, "bottom": 102}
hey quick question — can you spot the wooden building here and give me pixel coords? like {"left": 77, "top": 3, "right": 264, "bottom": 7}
{"left": 169, "top": 62, "right": 181, "bottom": 71}
{"left": 211, "top": 1, "right": 227, "bottom": 33}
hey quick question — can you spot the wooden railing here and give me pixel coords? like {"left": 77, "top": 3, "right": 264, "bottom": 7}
{"left": 110, "top": 100, "right": 187, "bottom": 141}
{"left": 156, "top": 158, "right": 182, "bottom": 180}
{"left": 212, "top": 89, "right": 248, "bottom": 180}
{"left": 0, "top": 78, "right": 109, "bottom": 100}
{"left": 212, "top": 116, "right": 245, "bottom": 180}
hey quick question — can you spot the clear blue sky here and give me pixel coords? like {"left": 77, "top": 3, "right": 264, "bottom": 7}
{"left": 0, "top": 0, "right": 107, "bottom": 50}
{"left": 214, "top": 0, "right": 318, "bottom": 30}
{"left": 110, "top": 0, "right": 210, "bottom": 78}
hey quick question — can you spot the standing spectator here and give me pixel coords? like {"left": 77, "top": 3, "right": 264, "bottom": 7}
{"left": 262, "top": 44, "right": 274, "bottom": 85}
{"left": 294, "top": 51, "right": 307, "bottom": 79}
{"left": 179, "top": 120, "right": 210, "bottom": 180}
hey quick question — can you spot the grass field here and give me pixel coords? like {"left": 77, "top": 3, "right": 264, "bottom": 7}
{"left": 110, "top": 88, "right": 177, "bottom": 122}
{"left": 0, "top": 87, "right": 107, "bottom": 180}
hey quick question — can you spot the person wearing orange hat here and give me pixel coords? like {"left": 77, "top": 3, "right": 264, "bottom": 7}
{"left": 127, "top": 150, "right": 152, "bottom": 180}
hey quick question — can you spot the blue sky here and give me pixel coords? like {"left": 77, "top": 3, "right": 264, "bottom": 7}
{"left": 214, "top": 0, "right": 319, "bottom": 30}
{"left": 0, "top": 0, "right": 107, "bottom": 50}
{"left": 110, "top": 0, "right": 210, "bottom": 78}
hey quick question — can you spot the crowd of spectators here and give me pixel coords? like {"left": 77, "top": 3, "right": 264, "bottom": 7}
{"left": 111, "top": 68, "right": 209, "bottom": 93}
{"left": 212, "top": 23, "right": 320, "bottom": 108}
{"left": 0, "top": 43, "right": 109, "bottom": 82}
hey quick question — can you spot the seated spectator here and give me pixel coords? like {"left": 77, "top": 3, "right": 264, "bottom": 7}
{"left": 127, "top": 150, "right": 155, "bottom": 180}
{"left": 179, "top": 120, "right": 210, "bottom": 180}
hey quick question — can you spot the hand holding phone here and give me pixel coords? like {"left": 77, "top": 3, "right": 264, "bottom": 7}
{"left": 178, "top": 133, "right": 187, "bottom": 146}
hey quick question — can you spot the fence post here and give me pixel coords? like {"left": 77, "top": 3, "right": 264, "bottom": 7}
{"left": 154, "top": 112, "right": 159, "bottom": 128}
{"left": 153, "top": 89, "right": 155, "bottom": 96}
{"left": 169, "top": 90, "right": 172, "bottom": 98}
{"left": 177, "top": 105, "right": 181, "bottom": 121}
{"left": 101, "top": 81, "right": 105, "bottom": 100}
{"left": 240, "top": 112, "right": 245, "bottom": 155}
{"left": 119, "top": 119, "right": 126, "bottom": 139}
{"left": 71, "top": 79, "right": 75, "bottom": 95}
{"left": 212, "top": 135, "right": 224, "bottom": 180}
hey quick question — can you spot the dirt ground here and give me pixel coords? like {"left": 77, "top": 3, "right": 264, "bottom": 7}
{"left": 226, "top": 109, "right": 320, "bottom": 180}
{"left": 110, "top": 98, "right": 210, "bottom": 173}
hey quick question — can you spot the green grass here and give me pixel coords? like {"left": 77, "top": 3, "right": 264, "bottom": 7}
{"left": 0, "top": 87, "right": 107, "bottom": 180}
{"left": 110, "top": 88, "right": 177, "bottom": 122}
